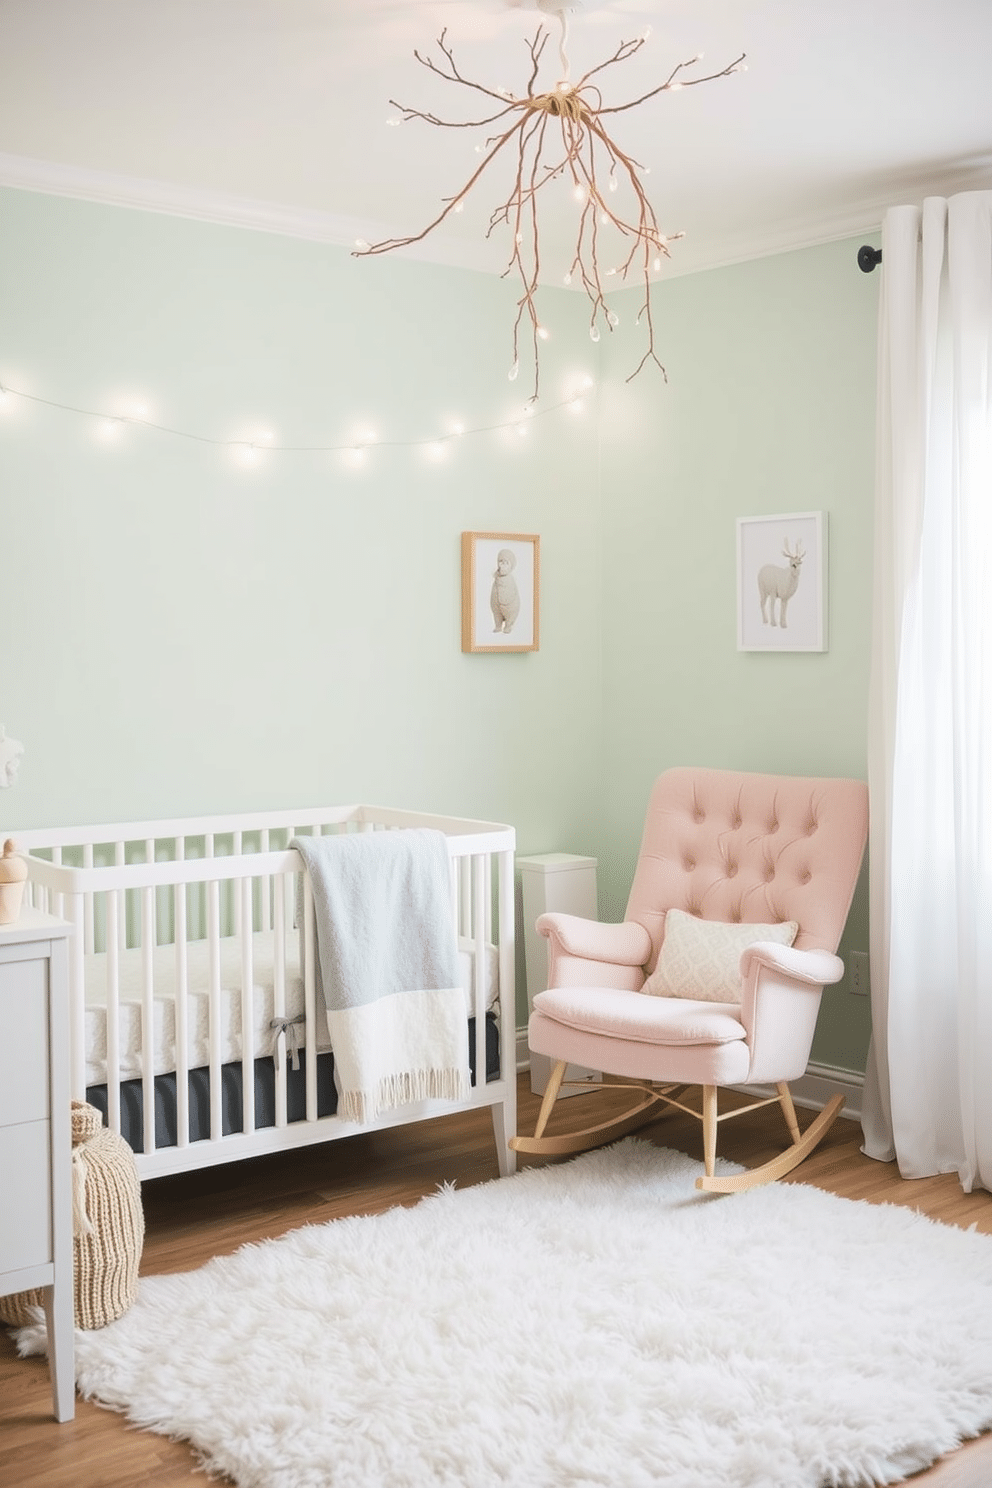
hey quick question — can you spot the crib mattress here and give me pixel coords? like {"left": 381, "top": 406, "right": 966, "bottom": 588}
{"left": 83, "top": 932, "right": 499, "bottom": 1085}
{"left": 86, "top": 1013, "right": 502, "bottom": 1154}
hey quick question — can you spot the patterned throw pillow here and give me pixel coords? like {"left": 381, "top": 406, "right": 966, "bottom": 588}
{"left": 642, "top": 908, "right": 799, "bottom": 1004}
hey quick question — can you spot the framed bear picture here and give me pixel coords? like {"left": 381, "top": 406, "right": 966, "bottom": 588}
{"left": 461, "top": 532, "right": 540, "bottom": 653}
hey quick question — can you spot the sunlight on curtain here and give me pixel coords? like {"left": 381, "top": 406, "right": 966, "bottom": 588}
{"left": 862, "top": 191, "right": 992, "bottom": 1194}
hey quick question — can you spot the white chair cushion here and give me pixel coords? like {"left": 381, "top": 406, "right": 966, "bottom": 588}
{"left": 642, "top": 908, "right": 799, "bottom": 1004}
{"left": 532, "top": 987, "right": 747, "bottom": 1046}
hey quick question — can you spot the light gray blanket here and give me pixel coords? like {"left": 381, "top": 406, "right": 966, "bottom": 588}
{"left": 291, "top": 828, "right": 470, "bottom": 1123}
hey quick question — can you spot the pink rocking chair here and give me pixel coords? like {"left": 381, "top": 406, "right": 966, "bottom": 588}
{"left": 511, "top": 768, "right": 869, "bottom": 1192}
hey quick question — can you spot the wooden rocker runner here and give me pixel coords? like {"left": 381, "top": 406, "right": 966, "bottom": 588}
{"left": 510, "top": 767, "right": 868, "bottom": 1193}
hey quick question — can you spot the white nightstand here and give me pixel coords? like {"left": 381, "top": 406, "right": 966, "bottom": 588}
{"left": 0, "top": 909, "right": 74, "bottom": 1421}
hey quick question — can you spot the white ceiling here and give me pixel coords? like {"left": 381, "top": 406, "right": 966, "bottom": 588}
{"left": 1, "top": 0, "right": 990, "bottom": 280}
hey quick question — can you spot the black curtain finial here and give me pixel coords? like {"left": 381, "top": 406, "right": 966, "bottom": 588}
{"left": 858, "top": 244, "right": 882, "bottom": 273}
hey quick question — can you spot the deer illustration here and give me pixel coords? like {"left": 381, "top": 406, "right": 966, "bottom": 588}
{"left": 758, "top": 539, "right": 805, "bottom": 628}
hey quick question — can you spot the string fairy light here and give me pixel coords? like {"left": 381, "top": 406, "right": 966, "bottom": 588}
{"left": 0, "top": 376, "right": 596, "bottom": 469}
{"left": 353, "top": 9, "right": 745, "bottom": 400}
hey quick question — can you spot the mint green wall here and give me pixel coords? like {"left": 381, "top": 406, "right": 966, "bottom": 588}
{"left": 0, "top": 188, "right": 605, "bottom": 908}
{"left": 0, "top": 189, "right": 880, "bottom": 1065}
{"left": 596, "top": 239, "right": 879, "bottom": 1071}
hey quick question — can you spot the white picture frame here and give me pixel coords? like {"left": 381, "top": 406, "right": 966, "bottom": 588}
{"left": 737, "top": 511, "right": 827, "bottom": 652}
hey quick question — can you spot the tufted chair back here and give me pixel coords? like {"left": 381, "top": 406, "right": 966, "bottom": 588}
{"left": 625, "top": 767, "right": 868, "bottom": 969}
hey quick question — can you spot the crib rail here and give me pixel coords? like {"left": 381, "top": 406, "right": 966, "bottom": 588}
{"left": 18, "top": 806, "right": 516, "bottom": 1180}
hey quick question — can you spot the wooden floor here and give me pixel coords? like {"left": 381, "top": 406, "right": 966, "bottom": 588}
{"left": 3, "top": 1074, "right": 991, "bottom": 1488}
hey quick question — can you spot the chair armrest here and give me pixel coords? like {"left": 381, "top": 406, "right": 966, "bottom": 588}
{"left": 536, "top": 913, "right": 652, "bottom": 967}
{"left": 739, "top": 942, "right": 844, "bottom": 988}
{"left": 739, "top": 943, "right": 844, "bottom": 1086}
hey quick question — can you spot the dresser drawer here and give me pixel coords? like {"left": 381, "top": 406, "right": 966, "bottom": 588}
{"left": 0, "top": 1119, "right": 53, "bottom": 1278}
{"left": 0, "top": 958, "right": 50, "bottom": 1128}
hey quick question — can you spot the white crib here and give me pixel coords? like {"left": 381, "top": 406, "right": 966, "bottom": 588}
{"left": 19, "top": 804, "right": 517, "bottom": 1182}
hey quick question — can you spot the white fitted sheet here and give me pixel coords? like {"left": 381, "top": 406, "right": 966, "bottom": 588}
{"left": 83, "top": 932, "right": 499, "bottom": 1085}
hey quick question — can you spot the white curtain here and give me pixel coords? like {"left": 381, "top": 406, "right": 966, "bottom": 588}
{"left": 862, "top": 192, "right": 992, "bottom": 1194}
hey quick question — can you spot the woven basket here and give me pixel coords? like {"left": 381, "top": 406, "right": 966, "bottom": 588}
{"left": 0, "top": 1101, "right": 144, "bottom": 1331}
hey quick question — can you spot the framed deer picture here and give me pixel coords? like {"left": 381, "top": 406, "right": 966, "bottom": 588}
{"left": 736, "top": 511, "right": 827, "bottom": 652}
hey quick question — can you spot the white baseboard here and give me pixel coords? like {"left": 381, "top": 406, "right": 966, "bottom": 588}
{"left": 776, "top": 1062, "right": 865, "bottom": 1123}
{"left": 516, "top": 1031, "right": 865, "bottom": 1124}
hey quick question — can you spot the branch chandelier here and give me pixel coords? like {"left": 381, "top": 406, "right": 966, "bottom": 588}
{"left": 355, "top": 1, "right": 745, "bottom": 400}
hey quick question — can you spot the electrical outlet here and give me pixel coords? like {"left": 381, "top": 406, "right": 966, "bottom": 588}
{"left": 850, "top": 950, "right": 870, "bottom": 997}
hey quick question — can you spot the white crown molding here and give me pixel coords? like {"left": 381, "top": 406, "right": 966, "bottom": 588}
{"left": 0, "top": 152, "right": 498, "bottom": 275}
{"left": 2, "top": 151, "right": 989, "bottom": 286}
{"left": 659, "top": 165, "right": 992, "bottom": 281}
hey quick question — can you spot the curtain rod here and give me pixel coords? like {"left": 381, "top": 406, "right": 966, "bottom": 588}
{"left": 858, "top": 245, "right": 882, "bottom": 272}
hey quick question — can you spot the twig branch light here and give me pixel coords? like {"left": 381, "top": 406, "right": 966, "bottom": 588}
{"left": 354, "top": 1, "right": 745, "bottom": 400}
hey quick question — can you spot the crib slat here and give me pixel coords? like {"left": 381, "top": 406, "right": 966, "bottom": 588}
{"left": 105, "top": 890, "right": 122, "bottom": 1135}
{"left": 207, "top": 878, "right": 222, "bottom": 1143}
{"left": 140, "top": 884, "right": 156, "bottom": 1153}
{"left": 302, "top": 877, "right": 318, "bottom": 1122}
{"left": 233, "top": 832, "right": 243, "bottom": 939}
{"left": 83, "top": 843, "right": 95, "bottom": 954}
{"left": 472, "top": 854, "right": 486, "bottom": 1091}
{"left": 273, "top": 874, "right": 288, "bottom": 1129}
{"left": 259, "top": 829, "right": 271, "bottom": 933}
{"left": 240, "top": 876, "right": 255, "bottom": 1136}
{"left": 174, "top": 868, "right": 190, "bottom": 1150}
{"left": 115, "top": 842, "right": 126, "bottom": 960}
{"left": 144, "top": 839, "right": 156, "bottom": 951}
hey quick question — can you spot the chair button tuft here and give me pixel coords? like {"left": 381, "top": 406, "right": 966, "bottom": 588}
{"left": 683, "top": 856, "right": 696, "bottom": 872}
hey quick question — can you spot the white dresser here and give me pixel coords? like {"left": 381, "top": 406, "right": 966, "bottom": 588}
{"left": 0, "top": 909, "right": 74, "bottom": 1421}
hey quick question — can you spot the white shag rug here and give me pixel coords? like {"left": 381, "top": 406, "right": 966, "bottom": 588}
{"left": 14, "top": 1140, "right": 992, "bottom": 1488}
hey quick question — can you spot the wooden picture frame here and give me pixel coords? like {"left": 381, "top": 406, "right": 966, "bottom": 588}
{"left": 736, "top": 511, "right": 827, "bottom": 653}
{"left": 461, "top": 532, "right": 540, "bottom": 653}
